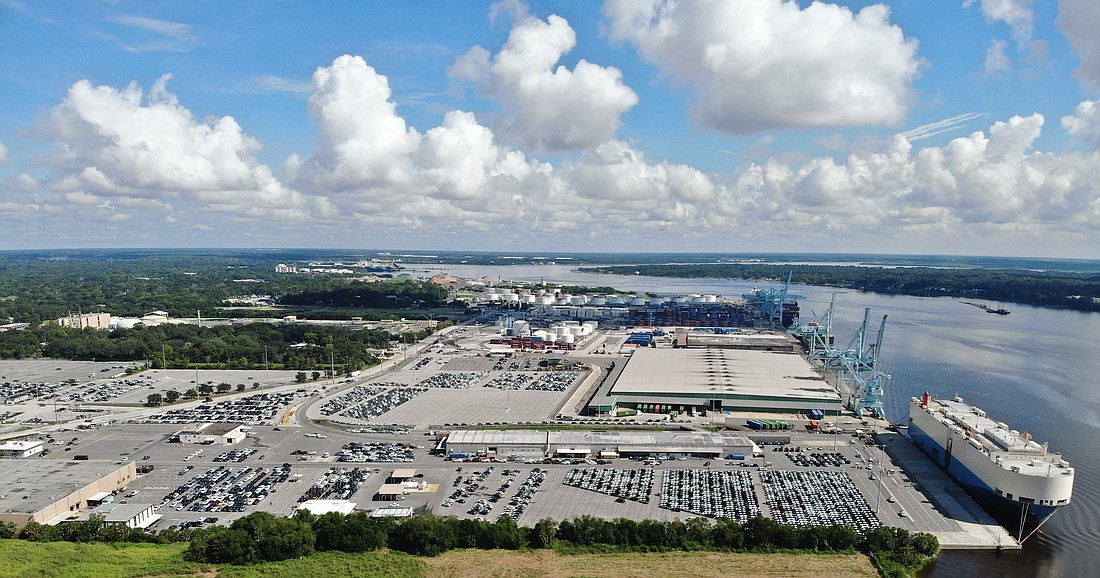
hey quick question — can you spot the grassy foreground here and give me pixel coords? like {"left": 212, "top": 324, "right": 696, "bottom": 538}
{"left": 0, "top": 540, "right": 877, "bottom": 578}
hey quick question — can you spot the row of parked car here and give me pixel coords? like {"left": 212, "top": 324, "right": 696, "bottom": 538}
{"left": 563, "top": 467, "right": 653, "bottom": 504}
{"left": 143, "top": 392, "right": 297, "bottom": 424}
{"left": 761, "top": 469, "right": 881, "bottom": 535}
{"left": 660, "top": 469, "right": 760, "bottom": 521}
{"left": 162, "top": 464, "right": 292, "bottom": 513}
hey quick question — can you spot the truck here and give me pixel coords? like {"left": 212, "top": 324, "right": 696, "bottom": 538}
{"left": 727, "top": 454, "right": 746, "bottom": 460}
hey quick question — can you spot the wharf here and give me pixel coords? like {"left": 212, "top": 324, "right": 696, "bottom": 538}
{"left": 879, "top": 431, "right": 1020, "bottom": 550}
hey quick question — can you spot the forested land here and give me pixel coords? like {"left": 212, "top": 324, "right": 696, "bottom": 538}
{"left": 584, "top": 264, "right": 1100, "bottom": 312}
{"left": 0, "top": 319, "right": 449, "bottom": 371}
{"left": 0, "top": 250, "right": 455, "bottom": 364}
{"left": 0, "top": 250, "right": 449, "bottom": 325}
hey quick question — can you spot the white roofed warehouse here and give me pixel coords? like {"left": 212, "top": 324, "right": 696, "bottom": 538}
{"left": 588, "top": 346, "right": 840, "bottom": 417}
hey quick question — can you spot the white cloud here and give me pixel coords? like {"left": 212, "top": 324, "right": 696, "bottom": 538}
{"left": 1058, "top": 0, "right": 1100, "bottom": 91}
{"left": 965, "top": 0, "right": 1034, "bottom": 43}
{"left": 37, "top": 75, "right": 306, "bottom": 218}
{"left": 250, "top": 75, "right": 313, "bottom": 95}
{"left": 13, "top": 173, "right": 39, "bottom": 192}
{"left": 107, "top": 15, "right": 198, "bottom": 52}
{"left": 603, "top": 0, "right": 920, "bottom": 134}
{"left": 296, "top": 55, "right": 421, "bottom": 192}
{"left": 728, "top": 114, "right": 1100, "bottom": 241}
{"left": 1062, "top": 99, "right": 1100, "bottom": 149}
{"left": 0, "top": 141, "right": 7, "bottom": 165}
{"left": 984, "top": 39, "right": 1012, "bottom": 75}
{"left": 452, "top": 14, "right": 638, "bottom": 152}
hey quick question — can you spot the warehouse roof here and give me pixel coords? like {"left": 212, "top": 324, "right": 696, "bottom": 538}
{"left": 611, "top": 347, "right": 835, "bottom": 400}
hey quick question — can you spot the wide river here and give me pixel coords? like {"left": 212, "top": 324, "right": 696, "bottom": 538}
{"left": 428, "top": 263, "right": 1100, "bottom": 578}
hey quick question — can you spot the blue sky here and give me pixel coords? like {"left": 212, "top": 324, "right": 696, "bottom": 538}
{"left": 2, "top": 0, "right": 1099, "bottom": 258}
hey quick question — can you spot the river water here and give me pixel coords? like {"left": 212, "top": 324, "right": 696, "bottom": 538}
{"left": 430, "top": 263, "right": 1100, "bottom": 578}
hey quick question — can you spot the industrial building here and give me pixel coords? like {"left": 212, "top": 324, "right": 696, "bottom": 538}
{"left": 445, "top": 430, "right": 756, "bottom": 460}
{"left": 589, "top": 346, "right": 840, "bottom": 416}
{"left": 57, "top": 312, "right": 112, "bottom": 330}
{"left": 298, "top": 499, "right": 356, "bottom": 516}
{"left": 74, "top": 503, "right": 160, "bottom": 529}
{"left": 177, "top": 423, "right": 248, "bottom": 445}
{"left": 0, "top": 440, "right": 44, "bottom": 459}
{"left": 0, "top": 461, "right": 138, "bottom": 528}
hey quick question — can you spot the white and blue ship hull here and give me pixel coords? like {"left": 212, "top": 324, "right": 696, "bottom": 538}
{"left": 907, "top": 395, "right": 1073, "bottom": 529}
{"left": 908, "top": 418, "right": 1059, "bottom": 520}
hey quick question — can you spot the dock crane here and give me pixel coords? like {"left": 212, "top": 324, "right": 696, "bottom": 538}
{"left": 821, "top": 308, "right": 889, "bottom": 419}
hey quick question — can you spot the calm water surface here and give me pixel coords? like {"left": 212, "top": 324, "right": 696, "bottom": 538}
{"left": 433, "top": 264, "right": 1100, "bottom": 578}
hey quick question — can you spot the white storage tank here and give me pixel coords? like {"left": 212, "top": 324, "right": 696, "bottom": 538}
{"left": 630, "top": 297, "right": 647, "bottom": 306}
{"left": 608, "top": 296, "right": 625, "bottom": 306}
{"left": 561, "top": 333, "right": 575, "bottom": 344}
{"left": 570, "top": 296, "right": 586, "bottom": 305}
{"left": 589, "top": 297, "right": 607, "bottom": 306}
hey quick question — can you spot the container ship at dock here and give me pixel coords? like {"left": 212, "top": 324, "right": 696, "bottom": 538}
{"left": 907, "top": 393, "right": 1073, "bottom": 540}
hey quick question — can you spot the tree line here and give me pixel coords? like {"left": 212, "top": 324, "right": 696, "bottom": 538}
{"left": 584, "top": 264, "right": 1100, "bottom": 312}
{"left": 4, "top": 510, "right": 937, "bottom": 576}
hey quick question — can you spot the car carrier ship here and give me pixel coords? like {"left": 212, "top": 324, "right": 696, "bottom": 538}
{"left": 908, "top": 393, "right": 1074, "bottom": 542}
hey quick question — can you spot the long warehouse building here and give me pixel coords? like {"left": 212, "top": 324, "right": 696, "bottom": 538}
{"left": 590, "top": 345, "right": 840, "bottom": 416}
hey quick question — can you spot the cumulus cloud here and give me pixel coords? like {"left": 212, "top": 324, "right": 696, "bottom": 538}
{"left": 603, "top": 0, "right": 920, "bottom": 134}
{"left": 1058, "top": 0, "right": 1100, "bottom": 91}
{"left": 728, "top": 114, "right": 1100, "bottom": 243}
{"left": 36, "top": 74, "right": 305, "bottom": 220}
{"left": 450, "top": 14, "right": 638, "bottom": 151}
{"left": 1062, "top": 99, "right": 1100, "bottom": 149}
{"left": 0, "top": 141, "right": 7, "bottom": 165}
{"left": 965, "top": 0, "right": 1034, "bottom": 43}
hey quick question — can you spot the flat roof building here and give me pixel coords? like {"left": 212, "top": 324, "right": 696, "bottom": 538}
{"left": 0, "top": 461, "right": 137, "bottom": 529}
{"left": 178, "top": 423, "right": 247, "bottom": 445}
{"left": 74, "top": 503, "right": 160, "bottom": 529}
{"left": 298, "top": 499, "right": 356, "bottom": 516}
{"left": 446, "top": 429, "right": 755, "bottom": 459}
{"left": 591, "top": 346, "right": 839, "bottom": 416}
{"left": 0, "top": 440, "right": 44, "bottom": 458}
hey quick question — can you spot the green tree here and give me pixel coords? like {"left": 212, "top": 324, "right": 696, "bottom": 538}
{"left": 165, "top": 389, "right": 181, "bottom": 403}
{"left": 0, "top": 521, "right": 19, "bottom": 539}
{"left": 216, "top": 382, "right": 232, "bottom": 393}
{"left": 186, "top": 527, "right": 258, "bottom": 564}
{"left": 198, "top": 383, "right": 213, "bottom": 395}
{"left": 311, "top": 371, "right": 321, "bottom": 381}
{"left": 236, "top": 383, "right": 246, "bottom": 392}
{"left": 295, "top": 372, "right": 307, "bottom": 383}
{"left": 146, "top": 393, "right": 163, "bottom": 406}
{"left": 183, "top": 388, "right": 198, "bottom": 399}
{"left": 530, "top": 518, "right": 557, "bottom": 548}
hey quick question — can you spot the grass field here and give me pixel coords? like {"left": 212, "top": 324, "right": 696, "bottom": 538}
{"left": 425, "top": 550, "right": 879, "bottom": 578}
{"left": 0, "top": 541, "right": 878, "bottom": 578}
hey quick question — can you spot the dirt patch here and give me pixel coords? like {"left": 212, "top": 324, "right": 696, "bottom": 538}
{"left": 424, "top": 549, "right": 878, "bottom": 578}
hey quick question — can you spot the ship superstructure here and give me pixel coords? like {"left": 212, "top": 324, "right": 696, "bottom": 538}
{"left": 908, "top": 393, "right": 1073, "bottom": 541}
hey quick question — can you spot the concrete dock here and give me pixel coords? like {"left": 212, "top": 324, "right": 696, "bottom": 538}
{"left": 879, "top": 431, "right": 1020, "bottom": 550}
